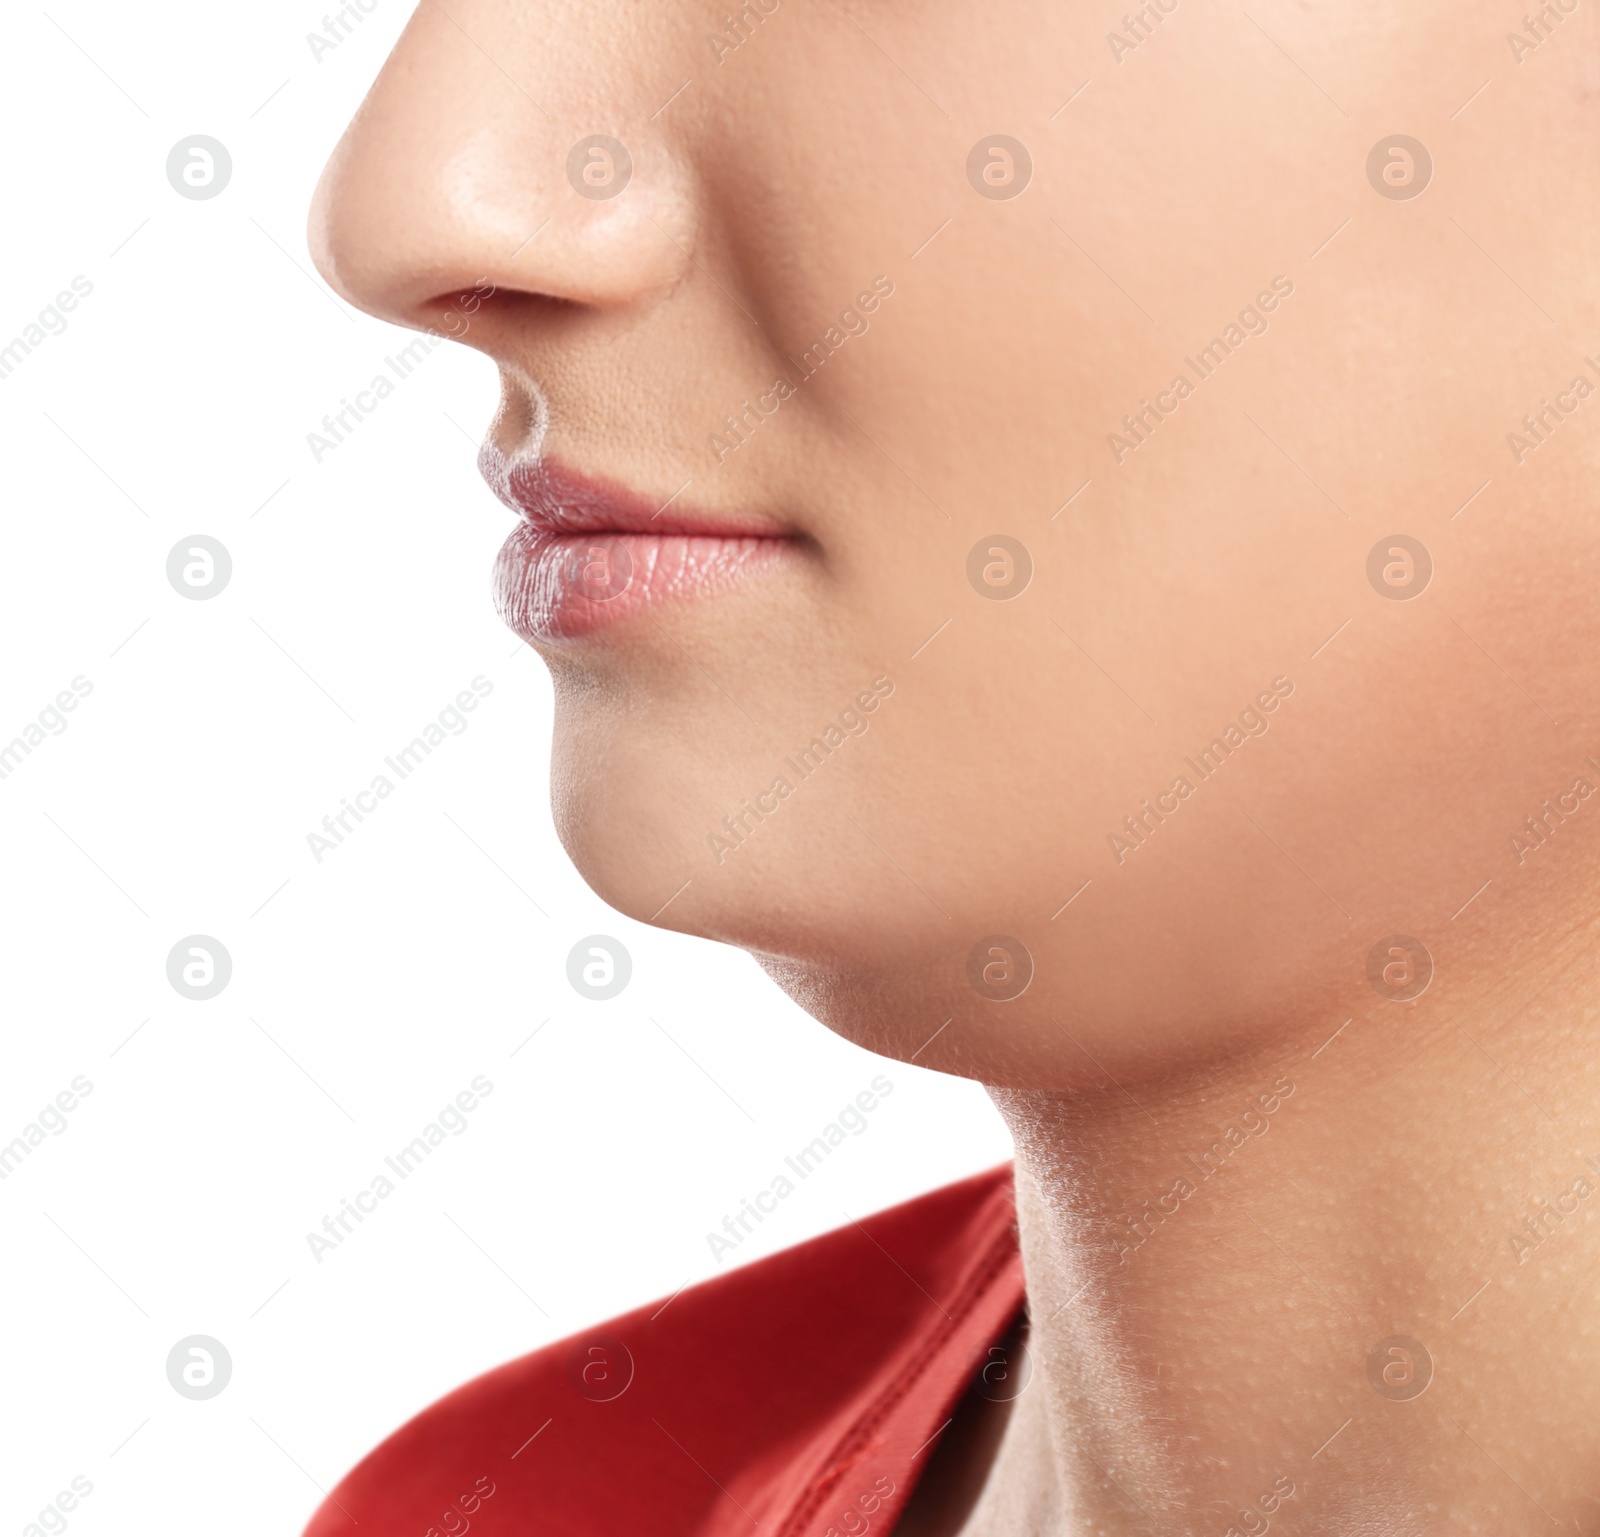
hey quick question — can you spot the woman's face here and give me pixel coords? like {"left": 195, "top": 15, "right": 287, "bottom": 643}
{"left": 313, "top": 1, "right": 1600, "bottom": 1084}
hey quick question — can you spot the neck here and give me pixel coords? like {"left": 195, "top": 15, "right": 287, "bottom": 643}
{"left": 975, "top": 872, "right": 1600, "bottom": 1534}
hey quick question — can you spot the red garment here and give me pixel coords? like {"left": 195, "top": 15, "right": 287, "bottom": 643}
{"left": 303, "top": 1165, "right": 1024, "bottom": 1536}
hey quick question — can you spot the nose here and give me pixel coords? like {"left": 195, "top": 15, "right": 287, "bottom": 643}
{"left": 308, "top": 2, "right": 697, "bottom": 337}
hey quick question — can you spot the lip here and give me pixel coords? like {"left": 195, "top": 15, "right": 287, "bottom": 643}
{"left": 481, "top": 448, "right": 801, "bottom": 643}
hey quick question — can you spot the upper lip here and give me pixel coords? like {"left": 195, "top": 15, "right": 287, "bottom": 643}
{"left": 478, "top": 445, "right": 797, "bottom": 540}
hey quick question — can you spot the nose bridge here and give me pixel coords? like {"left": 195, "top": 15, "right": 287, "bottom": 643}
{"left": 310, "top": 0, "right": 699, "bottom": 328}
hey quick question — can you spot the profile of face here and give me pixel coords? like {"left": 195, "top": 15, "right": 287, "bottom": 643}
{"left": 312, "top": 1, "right": 1600, "bottom": 1088}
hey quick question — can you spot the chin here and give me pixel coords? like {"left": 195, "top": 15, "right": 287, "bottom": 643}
{"left": 745, "top": 845, "right": 1368, "bottom": 1091}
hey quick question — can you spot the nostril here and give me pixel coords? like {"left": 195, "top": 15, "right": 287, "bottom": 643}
{"left": 311, "top": 128, "right": 699, "bottom": 332}
{"left": 419, "top": 278, "right": 503, "bottom": 346}
{"left": 306, "top": 2, "right": 706, "bottom": 335}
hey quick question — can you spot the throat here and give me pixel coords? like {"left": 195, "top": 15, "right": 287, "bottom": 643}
{"left": 981, "top": 944, "right": 1600, "bottom": 1536}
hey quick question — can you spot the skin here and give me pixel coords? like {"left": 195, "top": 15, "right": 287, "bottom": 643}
{"left": 312, "top": 1, "right": 1600, "bottom": 1530}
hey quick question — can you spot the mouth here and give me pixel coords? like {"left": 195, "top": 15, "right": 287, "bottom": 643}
{"left": 481, "top": 448, "right": 803, "bottom": 643}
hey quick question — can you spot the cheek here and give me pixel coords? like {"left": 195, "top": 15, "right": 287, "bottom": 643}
{"left": 504, "top": 5, "right": 1600, "bottom": 1093}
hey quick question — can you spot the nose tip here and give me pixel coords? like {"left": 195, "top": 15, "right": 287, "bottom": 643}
{"left": 308, "top": 7, "right": 697, "bottom": 334}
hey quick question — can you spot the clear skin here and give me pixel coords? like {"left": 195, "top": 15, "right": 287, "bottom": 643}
{"left": 312, "top": 3, "right": 1600, "bottom": 1531}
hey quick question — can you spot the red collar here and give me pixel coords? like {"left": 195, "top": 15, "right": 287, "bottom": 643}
{"left": 303, "top": 1166, "right": 1023, "bottom": 1536}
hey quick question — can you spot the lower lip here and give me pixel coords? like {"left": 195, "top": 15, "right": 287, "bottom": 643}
{"left": 494, "top": 524, "right": 796, "bottom": 643}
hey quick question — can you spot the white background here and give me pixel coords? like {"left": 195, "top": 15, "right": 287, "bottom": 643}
{"left": 0, "top": 3, "right": 1009, "bottom": 1533}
